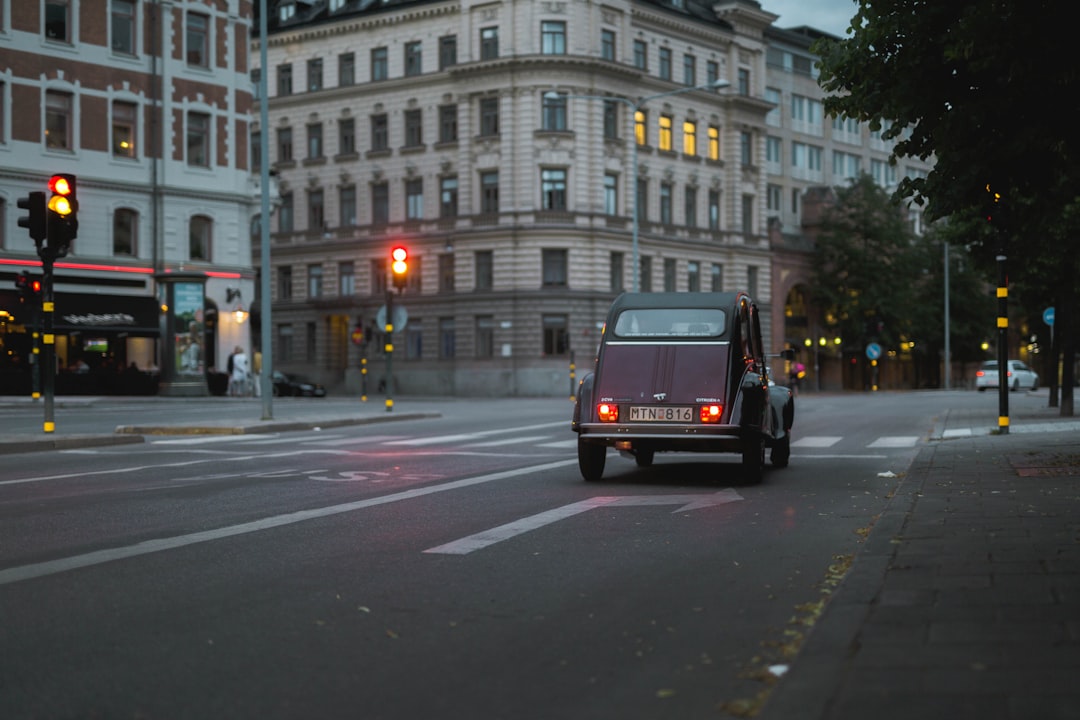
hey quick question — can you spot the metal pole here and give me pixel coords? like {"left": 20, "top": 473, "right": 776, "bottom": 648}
{"left": 258, "top": 0, "right": 274, "bottom": 419}
{"left": 41, "top": 257, "right": 55, "bottom": 432}
{"left": 631, "top": 116, "right": 640, "bottom": 293}
{"left": 943, "top": 241, "right": 951, "bottom": 389}
{"left": 384, "top": 288, "right": 394, "bottom": 412}
{"left": 996, "top": 252, "right": 1009, "bottom": 433}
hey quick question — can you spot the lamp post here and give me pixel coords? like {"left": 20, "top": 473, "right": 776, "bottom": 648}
{"left": 546, "top": 79, "right": 729, "bottom": 292}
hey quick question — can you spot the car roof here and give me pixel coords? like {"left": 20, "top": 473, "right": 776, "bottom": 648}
{"left": 606, "top": 291, "right": 748, "bottom": 314}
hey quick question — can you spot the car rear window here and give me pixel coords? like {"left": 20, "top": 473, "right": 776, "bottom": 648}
{"left": 612, "top": 308, "right": 726, "bottom": 338}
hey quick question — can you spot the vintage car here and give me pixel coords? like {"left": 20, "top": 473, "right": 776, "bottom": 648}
{"left": 571, "top": 292, "right": 795, "bottom": 483}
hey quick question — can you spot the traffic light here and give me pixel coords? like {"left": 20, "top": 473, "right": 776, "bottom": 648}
{"left": 390, "top": 246, "right": 408, "bottom": 290}
{"left": 16, "top": 192, "right": 47, "bottom": 245}
{"left": 15, "top": 271, "right": 43, "bottom": 305}
{"left": 46, "top": 173, "right": 78, "bottom": 256}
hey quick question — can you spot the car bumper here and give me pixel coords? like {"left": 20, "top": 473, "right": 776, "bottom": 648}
{"left": 577, "top": 422, "right": 749, "bottom": 452}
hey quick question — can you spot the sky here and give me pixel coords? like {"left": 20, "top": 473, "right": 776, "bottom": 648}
{"left": 763, "top": 0, "right": 858, "bottom": 37}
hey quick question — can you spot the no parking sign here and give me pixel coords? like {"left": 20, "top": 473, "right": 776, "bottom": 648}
{"left": 865, "top": 342, "right": 882, "bottom": 360}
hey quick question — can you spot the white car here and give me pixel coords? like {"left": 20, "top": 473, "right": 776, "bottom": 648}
{"left": 976, "top": 360, "right": 1039, "bottom": 392}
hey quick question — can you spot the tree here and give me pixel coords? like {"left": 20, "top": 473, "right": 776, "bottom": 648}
{"left": 815, "top": 0, "right": 1080, "bottom": 414}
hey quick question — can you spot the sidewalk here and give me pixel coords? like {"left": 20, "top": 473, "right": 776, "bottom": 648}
{"left": 759, "top": 404, "right": 1080, "bottom": 719}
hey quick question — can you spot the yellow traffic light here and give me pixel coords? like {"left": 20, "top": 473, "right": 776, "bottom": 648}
{"left": 390, "top": 246, "right": 408, "bottom": 289}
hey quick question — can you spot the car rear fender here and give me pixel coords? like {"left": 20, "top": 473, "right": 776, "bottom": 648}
{"left": 572, "top": 372, "right": 595, "bottom": 431}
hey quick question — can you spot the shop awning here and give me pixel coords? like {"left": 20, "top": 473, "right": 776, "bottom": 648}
{"left": 53, "top": 293, "right": 161, "bottom": 334}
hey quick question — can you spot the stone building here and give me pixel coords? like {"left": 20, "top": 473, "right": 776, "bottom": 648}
{"left": 0, "top": 0, "right": 257, "bottom": 395}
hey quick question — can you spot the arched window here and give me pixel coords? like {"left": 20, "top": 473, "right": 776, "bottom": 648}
{"left": 190, "top": 214, "right": 212, "bottom": 261}
{"left": 113, "top": 208, "right": 138, "bottom": 256}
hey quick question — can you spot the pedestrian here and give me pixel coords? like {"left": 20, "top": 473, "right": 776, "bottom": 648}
{"left": 230, "top": 346, "right": 249, "bottom": 396}
{"left": 226, "top": 349, "right": 236, "bottom": 395}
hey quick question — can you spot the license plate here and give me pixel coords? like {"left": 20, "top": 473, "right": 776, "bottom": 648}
{"left": 629, "top": 406, "right": 693, "bottom": 422}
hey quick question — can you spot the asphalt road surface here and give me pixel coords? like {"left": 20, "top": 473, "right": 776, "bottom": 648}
{"left": 0, "top": 392, "right": 981, "bottom": 719}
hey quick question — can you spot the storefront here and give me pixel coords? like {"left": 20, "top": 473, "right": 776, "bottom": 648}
{"left": 0, "top": 290, "right": 161, "bottom": 395}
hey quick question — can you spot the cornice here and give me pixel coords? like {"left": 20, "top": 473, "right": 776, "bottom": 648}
{"left": 265, "top": 3, "right": 459, "bottom": 48}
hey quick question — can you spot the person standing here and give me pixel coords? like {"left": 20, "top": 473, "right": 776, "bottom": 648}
{"left": 230, "top": 346, "right": 249, "bottom": 396}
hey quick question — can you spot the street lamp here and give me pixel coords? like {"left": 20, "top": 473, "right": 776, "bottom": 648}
{"left": 545, "top": 78, "right": 730, "bottom": 292}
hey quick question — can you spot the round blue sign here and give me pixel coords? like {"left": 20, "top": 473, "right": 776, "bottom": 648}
{"left": 1044, "top": 307, "right": 1055, "bottom": 327}
{"left": 866, "top": 342, "right": 882, "bottom": 360}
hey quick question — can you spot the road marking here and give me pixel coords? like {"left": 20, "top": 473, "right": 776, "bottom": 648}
{"left": 382, "top": 421, "right": 567, "bottom": 447}
{"left": 942, "top": 428, "right": 973, "bottom": 438}
{"left": 462, "top": 435, "right": 552, "bottom": 448}
{"left": 791, "top": 436, "right": 842, "bottom": 448}
{"left": 868, "top": 436, "right": 920, "bottom": 448}
{"left": 423, "top": 489, "right": 743, "bottom": 555}
{"left": 151, "top": 434, "right": 278, "bottom": 445}
{"left": 536, "top": 439, "right": 577, "bottom": 449}
{"left": 0, "top": 459, "right": 578, "bottom": 586}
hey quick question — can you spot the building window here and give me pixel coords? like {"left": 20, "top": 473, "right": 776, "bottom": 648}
{"left": 663, "top": 257, "right": 676, "bottom": 291}
{"left": 542, "top": 92, "right": 567, "bottom": 131}
{"left": 475, "top": 250, "right": 493, "bottom": 291}
{"left": 111, "top": 0, "right": 136, "bottom": 55}
{"left": 339, "top": 185, "right": 356, "bottom": 226}
{"left": 251, "top": 130, "right": 261, "bottom": 170}
{"left": 187, "top": 112, "right": 210, "bottom": 167}
{"left": 338, "top": 117, "right": 355, "bottom": 155}
{"left": 542, "top": 314, "right": 569, "bottom": 355}
{"left": 711, "top": 263, "right": 723, "bottom": 292}
{"left": 659, "top": 48, "right": 672, "bottom": 81}
{"left": 601, "top": 29, "right": 616, "bottom": 61}
{"left": 113, "top": 208, "right": 137, "bottom": 256}
{"left": 439, "top": 35, "right": 457, "bottom": 69}
{"left": 542, "top": 249, "right": 568, "bottom": 287}
{"left": 633, "top": 40, "right": 647, "bottom": 70}
{"left": 307, "top": 58, "right": 323, "bottom": 91}
{"left": 371, "top": 113, "right": 388, "bottom": 151}
{"left": 480, "top": 27, "right": 499, "bottom": 59}
{"left": 440, "top": 176, "right": 458, "bottom": 218}
{"left": 707, "top": 60, "right": 719, "bottom": 87}
{"left": 406, "top": 320, "right": 423, "bottom": 360}
{"left": 186, "top": 12, "right": 209, "bottom": 67}
{"left": 640, "top": 255, "right": 652, "bottom": 292}
{"left": 190, "top": 215, "right": 212, "bottom": 261}
{"left": 279, "top": 193, "right": 294, "bottom": 232}
{"left": 541, "top": 21, "right": 566, "bottom": 55}
{"left": 603, "top": 100, "right": 619, "bottom": 139}
{"left": 308, "top": 189, "right": 324, "bottom": 230}
{"left": 45, "top": 0, "right": 71, "bottom": 42}
{"left": 658, "top": 114, "right": 673, "bottom": 152}
{"left": 603, "top": 173, "right": 618, "bottom": 215}
{"left": 747, "top": 265, "right": 759, "bottom": 296}
{"left": 610, "top": 251, "right": 624, "bottom": 293}
{"left": 480, "top": 171, "right": 499, "bottom": 214}
{"left": 740, "top": 131, "right": 753, "bottom": 166}
{"left": 768, "top": 184, "right": 782, "bottom": 214}
{"left": 307, "top": 122, "right": 323, "bottom": 159}
{"left": 404, "top": 109, "right": 423, "bottom": 147}
{"left": 277, "top": 127, "right": 293, "bottom": 163}
{"left": 277, "top": 324, "right": 294, "bottom": 363}
{"left": 439, "top": 317, "right": 456, "bottom": 359}
{"left": 372, "top": 182, "right": 389, "bottom": 225}
{"left": 277, "top": 64, "right": 293, "bottom": 96}
{"left": 112, "top": 101, "right": 137, "bottom": 158}
{"left": 339, "top": 52, "right": 355, "bottom": 86}
{"left": 708, "top": 125, "right": 720, "bottom": 161}
{"left": 683, "top": 120, "right": 697, "bottom": 156}
{"left": 709, "top": 190, "right": 720, "bottom": 230}
{"left": 439, "top": 104, "right": 458, "bottom": 143}
{"left": 371, "top": 47, "right": 388, "bottom": 81}
{"left": 278, "top": 266, "right": 293, "bottom": 299}
{"left": 405, "top": 179, "right": 423, "bottom": 220}
{"left": 742, "top": 194, "right": 755, "bottom": 236}
{"left": 541, "top": 168, "right": 567, "bottom": 211}
{"left": 683, "top": 54, "right": 696, "bottom": 86}
{"left": 635, "top": 110, "right": 646, "bottom": 146}
{"left": 438, "top": 254, "right": 455, "bottom": 292}
{"left": 685, "top": 186, "right": 697, "bottom": 228}
{"left": 371, "top": 259, "right": 387, "bottom": 296}
{"left": 687, "top": 261, "right": 700, "bottom": 292}
{"left": 308, "top": 264, "right": 323, "bottom": 298}
{"left": 339, "top": 261, "right": 355, "bottom": 296}
{"left": 636, "top": 178, "right": 647, "bottom": 223}
{"left": 475, "top": 316, "right": 495, "bottom": 358}
{"left": 45, "top": 91, "right": 72, "bottom": 150}
{"left": 404, "top": 41, "right": 422, "bottom": 76}
{"left": 480, "top": 97, "right": 499, "bottom": 136}
{"left": 660, "top": 183, "right": 673, "bottom": 225}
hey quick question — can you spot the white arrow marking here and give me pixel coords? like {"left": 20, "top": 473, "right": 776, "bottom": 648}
{"left": 423, "top": 489, "right": 743, "bottom": 555}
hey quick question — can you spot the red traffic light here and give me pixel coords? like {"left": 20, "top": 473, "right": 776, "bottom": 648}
{"left": 390, "top": 246, "right": 409, "bottom": 289}
{"left": 48, "top": 174, "right": 76, "bottom": 216}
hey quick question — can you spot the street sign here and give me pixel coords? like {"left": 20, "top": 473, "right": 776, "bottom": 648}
{"left": 375, "top": 304, "right": 408, "bottom": 331}
{"left": 865, "top": 342, "right": 882, "bottom": 360}
{"left": 351, "top": 328, "right": 364, "bottom": 345}
{"left": 1044, "top": 307, "right": 1055, "bottom": 327}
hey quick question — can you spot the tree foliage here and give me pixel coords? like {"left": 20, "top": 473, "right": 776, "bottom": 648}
{"left": 815, "top": 0, "right": 1080, "bottom": 411}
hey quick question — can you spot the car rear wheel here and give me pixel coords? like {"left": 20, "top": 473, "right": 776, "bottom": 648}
{"left": 634, "top": 449, "right": 655, "bottom": 467}
{"left": 770, "top": 434, "right": 790, "bottom": 468}
{"left": 742, "top": 435, "right": 765, "bottom": 484}
{"left": 578, "top": 439, "right": 606, "bottom": 482}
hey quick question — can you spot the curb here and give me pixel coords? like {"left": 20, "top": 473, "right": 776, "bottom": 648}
{"left": 0, "top": 434, "right": 146, "bottom": 455}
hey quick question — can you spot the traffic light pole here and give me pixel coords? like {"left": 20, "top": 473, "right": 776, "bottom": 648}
{"left": 996, "top": 252, "right": 1009, "bottom": 434}
{"left": 384, "top": 288, "right": 394, "bottom": 412}
{"left": 40, "top": 255, "right": 57, "bottom": 433}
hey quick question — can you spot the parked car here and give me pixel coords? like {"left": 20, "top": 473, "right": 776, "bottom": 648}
{"left": 272, "top": 371, "right": 327, "bottom": 397}
{"left": 975, "top": 360, "right": 1039, "bottom": 392}
{"left": 571, "top": 292, "right": 795, "bottom": 483}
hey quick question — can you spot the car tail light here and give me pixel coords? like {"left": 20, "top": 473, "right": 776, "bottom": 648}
{"left": 597, "top": 403, "right": 619, "bottom": 422}
{"left": 1006, "top": 371, "right": 1013, "bottom": 377}
{"left": 976, "top": 371, "right": 985, "bottom": 377}
{"left": 699, "top": 404, "right": 723, "bottom": 423}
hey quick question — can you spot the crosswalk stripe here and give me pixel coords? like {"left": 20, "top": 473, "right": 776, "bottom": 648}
{"left": 791, "top": 436, "right": 842, "bottom": 448}
{"left": 537, "top": 439, "right": 577, "bottom": 449}
{"left": 462, "top": 435, "right": 552, "bottom": 448}
{"left": 867, "top": 436, "right": 919, "bottom": 448}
